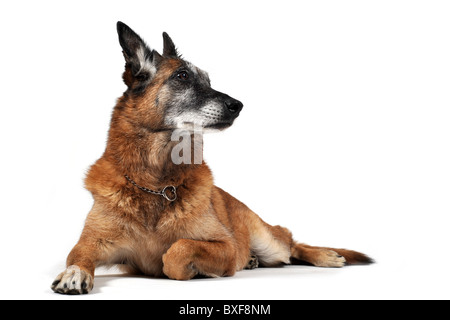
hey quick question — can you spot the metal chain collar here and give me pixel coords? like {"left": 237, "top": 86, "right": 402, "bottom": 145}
{"left": 124, "top": 175, "right": 177, "bottom": 202}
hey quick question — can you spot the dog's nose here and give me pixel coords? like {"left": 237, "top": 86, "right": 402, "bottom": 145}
{"left": 225, "top": 99, "right": 243, "bottom": 115}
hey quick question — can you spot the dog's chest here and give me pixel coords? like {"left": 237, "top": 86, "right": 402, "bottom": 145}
{"left": 123, "top": 213, "right": 196, "bottom": 276}
{"left": 118, "top": 196, "right": 222, "bottom": 276}
{"left": 125, "top": 232, "right": 172, "bottom": 276}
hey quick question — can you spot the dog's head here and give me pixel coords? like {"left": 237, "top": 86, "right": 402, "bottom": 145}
{"left": 116, "top": 22, "right": 243, "bottom": 132}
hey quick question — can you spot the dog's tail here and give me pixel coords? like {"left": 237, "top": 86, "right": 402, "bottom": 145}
{"left": 290, "top": 242, "right": 374, "bottom": 266}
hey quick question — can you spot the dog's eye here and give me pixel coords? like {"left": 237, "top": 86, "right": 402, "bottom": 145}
{"left": 177, "top": 71, "right": 189, "bottom": 81}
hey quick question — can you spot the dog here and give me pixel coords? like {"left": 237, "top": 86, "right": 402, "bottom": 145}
{"left": 51, "top": 22, "right": 373, "bottom": 295}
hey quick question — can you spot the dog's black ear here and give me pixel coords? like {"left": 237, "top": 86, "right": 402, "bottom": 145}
{"left": 152, "top": 50, "right": 163, "bottom": 65}
{"left": 117, "top": 22, "right": 157, "bottom": 84}
{"left": 162, "top": 32, "right": 179, "bottom": 58}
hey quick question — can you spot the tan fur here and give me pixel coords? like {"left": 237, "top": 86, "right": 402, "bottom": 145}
{"left": 51, "top": 34, "right": 372, "bottom": 295}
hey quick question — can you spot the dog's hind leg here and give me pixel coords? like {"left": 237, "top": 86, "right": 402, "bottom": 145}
{"left": 214, "top": 186, "right": 373, "bottom": 269}
{"left": 245, "top": 255, "right": 259, "bottom": 270}
{"left": 245, "top": 209, "right": 372, "bottom": 268}
{"left": 247, "top": 217, "right": 293, "bottom": 267}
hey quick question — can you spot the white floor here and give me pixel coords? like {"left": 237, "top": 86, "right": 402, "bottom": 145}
{"left": 8, "top": 255, "right": 447, "bottom": 300}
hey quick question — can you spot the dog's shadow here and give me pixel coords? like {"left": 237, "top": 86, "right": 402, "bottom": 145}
{"left": 91, "top": 264, "right": 339, "bottom": 295}
{"left": 91, "top": 272, "right": 227, "bottom": 295}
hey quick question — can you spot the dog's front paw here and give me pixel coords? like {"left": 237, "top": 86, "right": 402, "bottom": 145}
{"left": 162, "top": 240, "right": 198, "bottom": 280}
{"left": 51, "top": 265, "right": 93, "bottom": 295}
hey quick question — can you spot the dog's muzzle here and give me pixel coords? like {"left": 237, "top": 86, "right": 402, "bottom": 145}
{"left": 203, "top": 93, "right": 243, "bottom": 130}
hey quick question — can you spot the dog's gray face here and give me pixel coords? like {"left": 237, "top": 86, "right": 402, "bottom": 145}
{"left": 117, "top": 22, "right": 243, "bottom": 132}
{"left": 161, "top": 61, "right": 243, "bottom": 131}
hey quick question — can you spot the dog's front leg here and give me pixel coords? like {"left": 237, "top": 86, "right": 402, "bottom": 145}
{"left": 51, "top": 240, "right": 100, "bottom": 295}
{"left": 162, "top": 239, "right": 237, "bottom": 280}
{"left": 52, "top": 203, "right": 121, "bottom": 295}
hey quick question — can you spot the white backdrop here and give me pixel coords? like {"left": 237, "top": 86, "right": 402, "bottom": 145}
{"left": 1, "top": 0, "right": 449, "bottom": 300}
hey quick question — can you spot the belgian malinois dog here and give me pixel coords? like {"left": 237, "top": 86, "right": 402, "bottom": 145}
{"left": 52, "top": 22, "right": 372, "bottom": 295}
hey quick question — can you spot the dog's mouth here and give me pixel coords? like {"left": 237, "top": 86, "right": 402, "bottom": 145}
{"left": 205, "top": 122, "right": 233, "bottom": 130}
{"left": 170, "top": 120, "right": 233, "bottom": 131}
